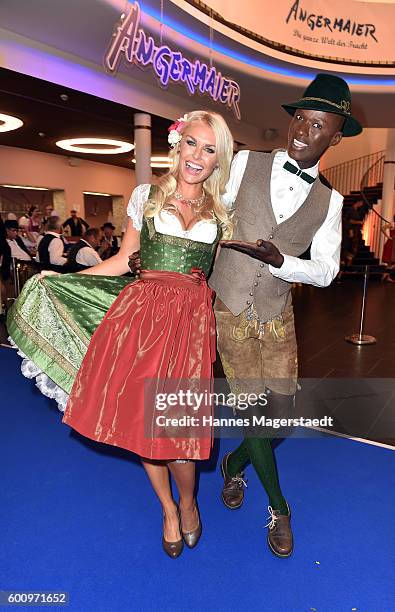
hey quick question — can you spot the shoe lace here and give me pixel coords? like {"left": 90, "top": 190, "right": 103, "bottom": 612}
{"left": 231, "top": 474, "right": 248, "bottom": 489}
{"left": 264, "top": 506, "right": 277, "bottom": 530}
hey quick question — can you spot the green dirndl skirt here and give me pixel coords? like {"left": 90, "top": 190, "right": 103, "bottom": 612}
{"left": 7, "top": 273, "right": 133, "bottom": 408}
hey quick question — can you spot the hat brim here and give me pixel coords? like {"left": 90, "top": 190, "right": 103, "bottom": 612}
{"left": 282, "top": 101, "right": 362, "bottom": 137}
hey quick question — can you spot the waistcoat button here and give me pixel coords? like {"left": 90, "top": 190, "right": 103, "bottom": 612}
{"left": 260, "top": 263, "right": 264, "bottom": 268}
{"left": 246, "top": 300, "right": 251, "bottom": 305}
{"left": 257, "top": 273, "right": 261, "bottom": 277}
{"left": 249, "top": 292, "right": 253, "bottom": 296}
{"left": 254, "top": 282, "right": 258, "bottom": 286}
{"left": 268, "top": 234, "right": 273, "bottom": 240}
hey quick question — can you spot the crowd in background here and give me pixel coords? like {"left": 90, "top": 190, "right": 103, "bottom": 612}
{"left": 0, "top": 204, "right": 122, "bottom": 313}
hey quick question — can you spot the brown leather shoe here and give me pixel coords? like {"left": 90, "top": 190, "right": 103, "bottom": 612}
{"left": 266, "top": 503, "right": 293, "bottom": 558}
{"left": 221, "top": 452, "right": 247, "bottom": 509}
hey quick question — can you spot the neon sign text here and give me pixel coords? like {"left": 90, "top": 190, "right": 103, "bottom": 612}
{"left": 105, "top": 2, "right": 241, "bottom": 119}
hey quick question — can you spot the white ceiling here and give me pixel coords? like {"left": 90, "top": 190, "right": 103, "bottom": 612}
{"left": 0, "top": 0, "right": 394, "bottom": 152}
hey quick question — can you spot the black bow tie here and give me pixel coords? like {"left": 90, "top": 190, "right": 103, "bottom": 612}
{"left": 283, "top": 161, "right": 315, "bottom": 184}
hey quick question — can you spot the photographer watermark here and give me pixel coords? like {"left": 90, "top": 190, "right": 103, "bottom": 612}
{"left": 155, "top": 389, "right": 268, "bottom": 412}
{"left": 142, "top": 378, "right": 340, "bottom": 439}
{"left": 143, "top": 377, "right": 395, "bottom": 441}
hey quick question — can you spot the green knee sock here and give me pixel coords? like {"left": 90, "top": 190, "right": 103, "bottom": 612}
{"left": 227, "top": 440, "right": 250, "bottom": 476}
{"left": 227, "top": 438, "right": 288, "bottom": 515}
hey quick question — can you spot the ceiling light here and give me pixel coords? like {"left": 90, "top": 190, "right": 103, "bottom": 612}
{"left": 56, "top": 138, "right": 134, "bottom": 154}
{"left": 1, "top": 184, "right": 49, "bottom": 190}
{"left": 83, "top": 191, "right": 111, "bottom": 196}
{"left": 0, "top": 113, "right": 24, "bottom": 133}
{"left": 132, "top": 156, "right": 172, "bottom": 168}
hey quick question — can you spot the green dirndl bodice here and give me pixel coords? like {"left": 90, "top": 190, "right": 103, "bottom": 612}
{"left": 139, "top": 217, "right": 220, "bottom": 277}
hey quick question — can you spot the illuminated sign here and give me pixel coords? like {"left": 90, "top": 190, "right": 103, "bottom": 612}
{"left": 104, "top": 2, "right": 241, "bottom": 119}
{"left": 286, "top": 0, "right": 378, "bottom": 43}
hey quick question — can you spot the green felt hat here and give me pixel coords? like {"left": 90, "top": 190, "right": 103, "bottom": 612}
{"left": 282, "top": 74, "right": 362, "bottom": 137}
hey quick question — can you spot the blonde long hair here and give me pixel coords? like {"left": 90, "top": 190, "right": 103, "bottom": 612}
{"left": 144, "top": 110, "right": 234, "bottom": 238}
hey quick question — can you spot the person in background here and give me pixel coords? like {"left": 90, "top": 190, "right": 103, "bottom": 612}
{"left": 4, "top": 220, "right": 32, "bottom": 263}
{"left": 27, "top": 206, "right": 42, "bottom": 233}
{"left": 0, "top": 216, "right": 9, "bottom": 313}
{"left": 42, "top": 204, "right": 55, "bottom": 230}
{"left": 381, "top": 214, "right": 395, "bottom": 283}
{"left": 36, "top": 216, "right": 67, "bottom": 272}
{"left": 99, "top": 222, "right": 120, "bottom": 260}
{"left": 62, "top": 208, "right": 89, "bottom": 237}
{"left": 1, "top": 220, "right": 34, "bottom": 304}
{"left": 66, "top": 227, "right": 102, "bottom": 271}
{"left": 22, "top": 206, "right": 43, "bottom": 248}
{"left": 18, "top": 216, "right": 38, "bottom": 254}
{"left": 343, "top": 199, "right": 369, "bottom": 264}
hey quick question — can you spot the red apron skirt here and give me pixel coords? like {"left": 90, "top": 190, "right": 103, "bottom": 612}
{"left": 62, "top": 269, "right": 215, "bottom": 460}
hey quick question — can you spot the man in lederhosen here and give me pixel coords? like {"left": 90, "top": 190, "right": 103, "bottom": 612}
{"left": 209, "top": 74, "right": 362, "bottom": 557}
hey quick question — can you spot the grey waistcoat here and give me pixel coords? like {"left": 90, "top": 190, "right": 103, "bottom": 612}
{"left": 209, "top": 150, "right": 332, "bottom": 322}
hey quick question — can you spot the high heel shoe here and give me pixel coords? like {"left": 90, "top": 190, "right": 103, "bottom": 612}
{"left": 181, "top": 503, "right": 202, "bottom": 549}
{"left": 162, "top": 508, "right": 183, "bottom": 559}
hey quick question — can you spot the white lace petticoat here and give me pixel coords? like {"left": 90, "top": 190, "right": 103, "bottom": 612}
{"left": 8, "top": 338, "right": 69, "bottom": 412}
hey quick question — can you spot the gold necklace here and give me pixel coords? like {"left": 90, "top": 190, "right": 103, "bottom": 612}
{"left": 174, "top": 191, "right": 206, "bottom": 207}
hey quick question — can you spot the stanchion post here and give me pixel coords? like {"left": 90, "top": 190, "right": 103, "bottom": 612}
{"left": 11, "top": 257, "right": 21, "bottom": 299}
{"left": 345, "top": 264, "right": 376, "bottom": 345}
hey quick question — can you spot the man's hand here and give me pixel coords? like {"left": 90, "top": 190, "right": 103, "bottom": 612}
{"left": 128, "top": 250, "right": 141, "bottom": 275}
{"left": 219, "top": 239, "right": 284, "bottom": 268}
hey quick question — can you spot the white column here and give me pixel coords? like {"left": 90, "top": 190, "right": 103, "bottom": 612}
{"left": 134, "top": 113, "right": 152, "bottom": 185}
{"left": 381, "top": 129, "right": 395, "bottom": 224}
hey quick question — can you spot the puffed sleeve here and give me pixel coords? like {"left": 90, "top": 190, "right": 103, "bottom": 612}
{"left": 126, "top": 183, "right": 151, "bottom": 230}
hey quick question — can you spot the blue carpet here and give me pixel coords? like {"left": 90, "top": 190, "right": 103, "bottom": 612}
{"left": 1, "top": 347, "right": 394, "bottom": 612}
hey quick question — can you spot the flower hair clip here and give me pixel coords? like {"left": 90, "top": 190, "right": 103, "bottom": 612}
{"left": 168, "top": 113, "right": 188, "bottom": 148}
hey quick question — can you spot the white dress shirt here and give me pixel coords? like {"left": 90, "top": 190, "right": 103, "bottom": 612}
{"left": 223, "top": 150, "right": 343, "bottom": 287}
{"left": 36, "top": 232, "right": 67, "bottom": 266}
{"left": 76, "top": 240, "right": 102, "bottom": 267}
{"left": 6, "top": 239, "right": 32, "bottom": 261}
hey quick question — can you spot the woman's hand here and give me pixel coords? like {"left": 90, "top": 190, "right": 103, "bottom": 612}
{"left": 39, "top": 270, "right": 61, "bottom": 279}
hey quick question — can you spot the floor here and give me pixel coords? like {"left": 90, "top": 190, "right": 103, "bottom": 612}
{"left": 294, "top": 279, "right": 395, "bottom": 379}
{"left": 293, "top": 279, "right": 395, "bottom": 447}
{"left": 1, "top": 346, "right": 394, "bottom": 612}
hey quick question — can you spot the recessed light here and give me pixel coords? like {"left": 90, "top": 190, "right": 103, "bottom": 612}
{"left": 132, "top": 156, "right": 172, "bottom": 168}
{"left": 56, "top": 138, "right": 134, "bottom": 154}
{"left": 83, "top": 191, "right": 111, "bottom": 196}
{"left": 1, "top": 184, "right": 49, "bottom": 190}
{"left": 0, "top": 113, "right": 24, "bottom": 133}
